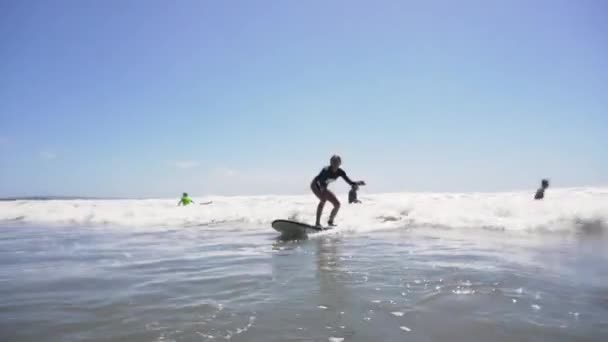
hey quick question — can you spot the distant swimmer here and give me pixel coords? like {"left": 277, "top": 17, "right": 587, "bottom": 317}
{"left": 349, "top": 184, "right": 361, "bottom": 204}
{"left": 177, "top": 192, "right": 194, "bottom": 206}
{"left": 534, "top": 179, "right": 549, "bottom": 200}
{"left": 311, "top": 155, "right": 365, "bottom": 227}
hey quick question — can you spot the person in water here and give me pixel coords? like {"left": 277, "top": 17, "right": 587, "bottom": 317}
{"left": 349, "top": 184, "right": 361, "bottom": 204}
{"left": 177, "top": 193, "right": 194, "bottom": 206}
{"left": 534, "top": 179, "right": 549, "bottom": 200}
{"left": 311, "top": 155, "right": 365, "bottom": 227}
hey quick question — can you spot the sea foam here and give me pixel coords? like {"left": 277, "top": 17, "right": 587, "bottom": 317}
{"left": 1, "top": 188, "right": 607, "bottom": 235}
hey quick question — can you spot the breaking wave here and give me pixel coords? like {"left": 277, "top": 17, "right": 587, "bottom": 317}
{"left": 1, "top": 188, "right": 607, "bottom": 235}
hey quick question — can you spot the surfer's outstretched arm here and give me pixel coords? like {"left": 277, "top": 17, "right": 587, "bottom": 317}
{"left": 340, "top": 170, "right": 365, "bottom": 186}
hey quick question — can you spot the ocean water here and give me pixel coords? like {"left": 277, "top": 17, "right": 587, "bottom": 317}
{"left": 1, "top": 188, "right": 607, "bottom": 341}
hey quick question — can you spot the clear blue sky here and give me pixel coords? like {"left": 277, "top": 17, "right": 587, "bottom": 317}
{"left": 1, "top": 0, "right": 607, "bottom": 197}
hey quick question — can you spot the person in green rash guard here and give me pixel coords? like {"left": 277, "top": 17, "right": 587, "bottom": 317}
{"left": 177, "top": 193, "right": 194, "bottom": 206}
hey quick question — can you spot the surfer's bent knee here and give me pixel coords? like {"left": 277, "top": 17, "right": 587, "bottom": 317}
{"left": 325, "top": 192, "right": 339, "bottom": 207}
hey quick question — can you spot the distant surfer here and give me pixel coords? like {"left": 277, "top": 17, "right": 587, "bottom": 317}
{"left": 349, "top": 184, "right": 361, "bottom": 204}
{"left": 534, "top": 179, "right": 549, "bottom": 200}
{"left": 311, "top": 155, "right": 365, "bottom": 227}
{"left": 177, "top": 193, "right": 194, "bottom": 206}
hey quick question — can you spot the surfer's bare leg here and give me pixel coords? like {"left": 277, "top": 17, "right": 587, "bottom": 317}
{"left": 316, "top": 200, "right": 326, "bottom": 226}
{"left": 326, "top": 190, "right": 340, "bottom": 225}
{"left": 311, "top": 182, "right": 327, "bottom": 226}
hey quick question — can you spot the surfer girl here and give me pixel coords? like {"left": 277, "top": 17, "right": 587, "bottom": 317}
{"left": 311, "top": 155, "right": 365, "bottom": 227}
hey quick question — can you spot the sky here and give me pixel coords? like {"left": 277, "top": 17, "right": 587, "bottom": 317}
{"left": 0, "top": 0, "right": 607, "bottom": 198}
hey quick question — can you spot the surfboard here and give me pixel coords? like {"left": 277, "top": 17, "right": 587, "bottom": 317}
{"left": 271, "top": 219, "right": 325, "bottom": 238}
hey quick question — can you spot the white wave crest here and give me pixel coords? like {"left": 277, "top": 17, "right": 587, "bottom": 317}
{"left": 1, "top": 188, "right": 607, "bottom": 234}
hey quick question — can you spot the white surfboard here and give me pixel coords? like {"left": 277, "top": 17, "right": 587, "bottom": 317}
{"left": 271, "top": 219, "right": 326, "bottom": 239}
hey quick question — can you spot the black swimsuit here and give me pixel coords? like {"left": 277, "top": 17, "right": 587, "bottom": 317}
{"left": 313, "top": 166, "right": 355, "bottom": 190}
